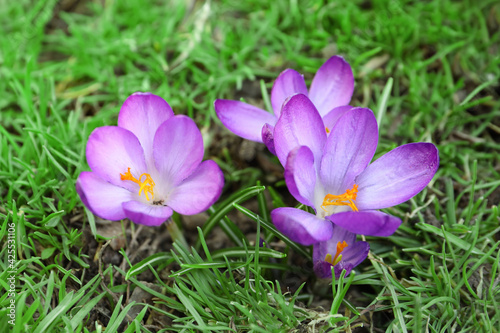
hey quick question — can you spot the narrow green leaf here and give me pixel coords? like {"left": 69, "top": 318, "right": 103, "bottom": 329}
{"left": 211, "top": 247, "right": 286, "bottom": 260}
{"left": 70, "top": 292, "right": 107, "bottom": 330}
{"left": 196, "top": 186, "right": 265, "bottom": 249}
{"left": 233, "top": 203, "right": 310, "bottom": 259}
{"left": 376, "top": 77, "right": 393, "bottom": 128}
{"left": 34, "top": 291, "right": 77, "bottom": 333}
{"left": 417, "top": 222, "right": 490, "bottom": 259}
{"left": 174, "top": 284, "right": 207, "bottom": 328}
{"left": 105, "top": 299, "right": 137, "bottom": 333}
{"left": 41, "top": 247, "right": 56, "bottom": 260}
{"left": 125, "top": 252, "right": 174, "bottom": 280}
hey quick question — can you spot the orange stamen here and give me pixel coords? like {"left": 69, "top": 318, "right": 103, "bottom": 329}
{"left": 321, "top": 184, "right": 359, "bottom": 212}
{"left": 325, "top": 127, "right": 330, "bottom": 134}
{"left": 324, "top": 241, "right": 349, "bottom": 266}
{"left": 120, "top": 167, "right": 155, "bottom": 201}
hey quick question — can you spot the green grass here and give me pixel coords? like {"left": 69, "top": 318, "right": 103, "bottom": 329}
{"left": 1, "top": 0, "right": 499, "bottom": 331}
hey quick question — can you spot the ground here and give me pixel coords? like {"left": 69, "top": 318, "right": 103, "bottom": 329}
{"left": 0, "top": 0, "right": 499, "bottom": 332}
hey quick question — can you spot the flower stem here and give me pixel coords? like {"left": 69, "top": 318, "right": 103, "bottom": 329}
{"left": 166, "top": 220, "right": 189, "bottom": 250}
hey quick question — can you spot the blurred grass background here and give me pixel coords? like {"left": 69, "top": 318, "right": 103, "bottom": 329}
{"left": 0, "top": 0, "right": 499, "bottom": 331}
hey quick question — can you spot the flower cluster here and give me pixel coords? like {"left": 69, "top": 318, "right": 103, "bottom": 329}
{"left": 215, "top": 56, "right": 439, "bottom": 278}
{"left": 77, "top": 56, "right": 438, "bottom": 280}
{"left": 215, "top": 56, "right": 354, "bottom": 155}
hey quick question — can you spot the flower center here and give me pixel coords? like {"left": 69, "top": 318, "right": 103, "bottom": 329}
{"left": 324, "top": 241, "right": 348, "bottom": 266}
{"left": 120, "top": 167, "right": 155, "bottom": 201}
{"left": 325, "top": 126, "right": 330, "bottom": 134}
{"left": 321, "top": 184, "right": 359, "bottom": 212}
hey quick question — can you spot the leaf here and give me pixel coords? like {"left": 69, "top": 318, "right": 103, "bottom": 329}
{"left": 196, "top": 186, "right": 265, "bottom": 249}
{"left": 125, "top": 252, "right": 174, "bottom": 280}
{"left": 417, "top": 223, "right": 489, "bottom": 257}
{"left": 233, "top": 203, "right": 310, "bottom": 259}
{"left": 41, "top": 247, "right": 56, "bottom": 260}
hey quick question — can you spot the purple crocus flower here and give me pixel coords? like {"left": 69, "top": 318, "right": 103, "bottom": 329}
{"left": 76, "top": 93, "right": 224, "bottom": 226}
{"left": 214, "top": 55, "right": 354, "bottom": 154}
{"left": 313, "top": 224, "right": 369, "bottom": 279}
{"left": 270, "top": 94, "right": 439, "bottom": 245}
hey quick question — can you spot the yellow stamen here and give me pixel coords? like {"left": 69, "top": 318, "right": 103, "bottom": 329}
{"left": 321, "top": 184, "right": 359, "bottom": 212}
{"left": 120, "top": 167, "right": 155, "bottom": 201}
{"left": 326, "top": 126, "right": 330, "bottom": 134}
{"left": 325, "top": 253, "right": 333, "bottom": 264}
{"left": 324, "top": 241, "right": 349, "bottom": 266}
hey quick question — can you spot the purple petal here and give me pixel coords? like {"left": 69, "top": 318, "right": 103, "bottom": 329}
{"left": 341, "top": 241, "right": 370, "bottom": 267}
{"left": 315, "top": 260, "right": 360, "bottom": 279}
{"left": 308, "top": 56, "right": 355, "bottom": 116}
{"left": 313, "top": 225, "right": 370, "bottom": 279}
{"left": 122, "top": 200, "right": 173, "bottom": 226}
{"left": 332, "top": 240, "right": 370, "bottom": 278}
{"left": 214, "top": 99, "right": 276, "bottom": 142}
{"left": 320, "top": 108, "right": 378, "bottom": 194}
{"left": 274, "top": 94, "right": 327, "bottom": 167}
{"left": 328, "top": 210, "right": 402, "bottom": 236}
{"left": 166, "top": 160, "right": 224, "bottom": 215}
{"left": 284, "top": 146, "right": 316, "bottom": 207}
{"left": 313, "top": 261, "right": 335, "bottom": 279}
{"left": 76, "top": 171, "right": 133, "bottom": 220}
{"left": 153, "top": 115, "right": 204, "bottom": 187}
{"left": 356, "top": 143, "right": 439, "bottom": 210}
{"left": 261, "top": 123, "right": 276, "bottom": 155}
{"left": 333, "top": 261, "right": 355, "bottom": 279}
{"left": 76, "top": 174, "right": 91, "bottom": 210}
{"left": 271, "top": 207, "right": 333, "bottom": 246}
{"left": 322, "top": 105, "right": 354, "bottom": 130}
{"left": 312, "top": 225, "right": 356, "bottom": 263}
{"left": 270, "top": 69, "right": 308, "bottom": 118}
{"left": 86, "top": 126, "right": 148, "bottom": 192}
{"left": 118, "top": 93, "right": 174, "bottom": 167}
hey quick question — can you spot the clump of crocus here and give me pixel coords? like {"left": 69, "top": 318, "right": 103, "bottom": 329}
{"left": 214, "top": 55, "right": 355, "bottom": 154}
{"left": 313, "top": 225, "right": 369, "bottom": 279}
{"left": 76, "top": 93, "right": 224, "bottom": 227}
{"left": 270, "top": 94, "right": 439, "bottom": 246}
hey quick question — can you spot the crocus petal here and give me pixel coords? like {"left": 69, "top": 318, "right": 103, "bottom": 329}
{"left": 308, "top": 55, "right": 355, "bottom": 116}
{"left": 271, "top": 207, "right": 333, "bottom": 246}
{"left": 261, "top": 123, "right": 276, "bottom": 155}
{"left": 153, "top": 115, "right": 204, "bottom": 187}
{"left": 284, "top": 146, "right": 316, "bottom": 206}
{"left": 355, "top": 143, "right": 439, "bottom": 210}
{"left": 166, "top": 160, "right": 224, "bottom": 215}
{"left": 274, "top": 94, "right": 327, "bottom": 167}
{"left": 333, "top": 261, "right": 355, "bottom": 279}
{"left": 320, "top": 108, "right": 378, "bottom": 194}
{"left": 270, "top": 69, "right": 308, "bottom": 118}
{"left": 322, "top": 105, "right": 353, "bottom": 130}
{"left": 76, "top": 171, "right": 133, "bottom": 220}
{"left": 327, "top": 210, "right": 401, "bottom": 237}
{"left": 86, "top": 126, "right": 147, "bottom": 192}
{"left": 118, "top": 92, "right": 174, "bottom": 167}
{"left": 122, "top": 200, "right": 173, "bottom": 226}
{"left": 214, "top": 99, "right": 276, "bottom": 142}
{"left": 314, "top": 258, "right": 362, "bottom": 279}
{"left": 340, "top": 241, "right": 370, "bottom": 267}
{"left": 313, "top": 261, "right": 336, "bottom": 279}
{"left": 312, "top": 224, "right": 356, "bottom": 263}
{"left": 313, "top": 224, "right": 369, "bottom": 279}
